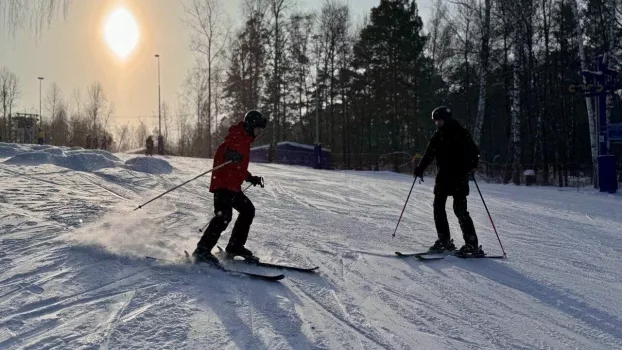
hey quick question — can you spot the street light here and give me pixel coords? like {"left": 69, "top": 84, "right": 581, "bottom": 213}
{"left": 312, "top": 35, "right": 320, "bottom": 145}
{"left": 38, "top": 77, "right": 43, "bottom": 129}
{"left": 155, "top": 54, "right": 161, "bottom": 137}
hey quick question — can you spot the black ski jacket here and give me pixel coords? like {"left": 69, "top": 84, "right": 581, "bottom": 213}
{"left": 416, "top": 119, "right": 479, "bottom": 195}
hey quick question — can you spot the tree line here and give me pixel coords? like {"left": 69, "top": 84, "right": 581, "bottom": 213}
{"left": 180, "top": 0, "right": 621, "bottom": 186}
{"left": 0, "top": 72, "right": 154, "bottom": 151}
{"left": 2, "top": 0, "right": 621, "bottom": 186}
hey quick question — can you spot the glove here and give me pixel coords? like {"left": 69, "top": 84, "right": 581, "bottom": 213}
{"left": 413, "top": 166, "right": 423, "bottom": 179}
{"left": 224, "top": 148, "right": 243, "bottom": 163}
{"left": 465, "top": 168, "right": 477, "bottom": 179}
{"left": 246, "top": 174, "right": 264, "bottom": 188}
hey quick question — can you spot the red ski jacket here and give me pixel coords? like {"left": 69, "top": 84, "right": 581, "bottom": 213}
{"left": 210, "top": 121, "right": 254, "bottom": 192}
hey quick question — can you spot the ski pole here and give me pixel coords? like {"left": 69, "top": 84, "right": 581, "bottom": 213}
{"left": 134, "top": 160, "right": 232, "bottom": 211}
{"left": 472, "top": 174, "right": 507, "bottom": 257}
{"left": 392, "top": 176, "right": 422, "bottom": 238}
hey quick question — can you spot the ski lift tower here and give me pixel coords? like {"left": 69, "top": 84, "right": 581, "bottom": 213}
{"left": 572, "top": 54, "right": 621, "bottom": 193}
{"left": 12, "top": 113, "right": 39, "bottom": 144}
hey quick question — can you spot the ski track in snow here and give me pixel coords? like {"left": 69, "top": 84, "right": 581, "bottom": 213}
{"left": 1, "top": 151, "right": 621, "bottom": 349}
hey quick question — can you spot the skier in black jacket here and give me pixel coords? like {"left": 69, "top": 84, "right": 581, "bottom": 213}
{"left": 413, "top": 106, "right": 483, "bottom": 255}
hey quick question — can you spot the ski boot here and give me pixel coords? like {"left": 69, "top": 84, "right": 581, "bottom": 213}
{"left": 456, "top": 244, "right": 485, "bottom": 257}
{"left": 192, "top": 247, "right": 220, "bottom": 265}
{"left": 428, "top": 239, "right": 456, "bottom": 253}
{"left": 225, "top": 245, "right": 259, "bottom": 263}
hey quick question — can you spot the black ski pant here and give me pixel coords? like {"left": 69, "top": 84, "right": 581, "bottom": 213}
{"left": 433, "top": 192, "right": 478, "bottom": 246}
{"left": 197, "top": 190, "right": 255, "bottom": 252}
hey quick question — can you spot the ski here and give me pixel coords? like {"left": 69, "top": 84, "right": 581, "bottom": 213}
{"left": 183, "top": 251, "right": 285, "bottom": 281}
{"left": 395, "top": 251, "right": 447, "bottom": 257}
{"left": 395, "top": 251, "right": 505, "bottom": 260}
{"left": 216, "top": 246, "right": 319, "bottom": 273}
{"left": 396, "top": 251, "right": 454, "bottom": 260}
{"left": 144, "top": 253, "right": 285, "bottom": 281}
{"left": 454, "top": 253, "right": 505, "bottom": 259}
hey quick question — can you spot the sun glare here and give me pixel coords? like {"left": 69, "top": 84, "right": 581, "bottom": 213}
{"left": 104, "top": 7, "right": 140, "bottom": 59}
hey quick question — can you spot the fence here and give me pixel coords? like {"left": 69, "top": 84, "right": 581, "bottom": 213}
{"left": 309, "top": 152, "right": 622, "bottom": 189}
{"left": 476, "top": 161, "right": 601, "bottom": 188}
{"left": 244, "top": 143, "right": 621, "bottom": 189}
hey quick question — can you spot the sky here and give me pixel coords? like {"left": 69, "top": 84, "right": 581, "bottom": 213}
{"left": 0, "top": 0, "right": 432, "bottom": 131}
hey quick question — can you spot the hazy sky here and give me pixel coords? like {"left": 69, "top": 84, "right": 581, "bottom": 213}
{"left": 1, "top": 0, "right": 432, "bottom": 130}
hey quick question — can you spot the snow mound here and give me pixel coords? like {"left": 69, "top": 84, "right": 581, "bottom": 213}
{"left": 4, "top": 149, "right": 118, "bottom": 172}
{"left": 0, "top": 142, "right": 22, "bottom": 149}
{"left": 0, "top": 145, "right": 23, "bottom": 158}
{"left": 66, "top": 149, "right": 120, "bottom": 162}
{"left": 124, "top": 156, "right": 173, "bottom": 174}
{"left": 3, "top": 151, "right": 54, "bottom": 166}
{"left": 60, "top": 153, "right": 118, "bottom": 172}
{"left": 41, "top": 147, "right": 65, "bottom": 155}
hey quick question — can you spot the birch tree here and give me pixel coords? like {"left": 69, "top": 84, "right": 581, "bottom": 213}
{"left": 473, "top": 0, "right": 492, "bottom": 146}
{"left": 572, "top": 0, "right": 598, "bottom": 187}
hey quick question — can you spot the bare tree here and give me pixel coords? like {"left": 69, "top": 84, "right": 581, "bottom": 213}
{"left": 115, "top": 122, "right": 131, "bottom": 151}
{"left": 0, "top": 67, "right": 21, "bottom": 141}
{"left": 183, "top": 61, "right": 208, "bottom": 156}
{"left": 184, "top": 0, "right": 231, "bottom": 157}
{"left": 175, "top": 93, "right": 192, "bottom": 156}
{"left": 69, "top": 87, "right": 82, "bottom": 119}
{"left": 317, "top": 0, "right": 349, "bottom": 149}
{"left": 44, "top": 81, "right": 63, "bottom": 122}
{"left": 85, "top": 81, "right": 108, "bottom": 136}
{"left": 0, "top": 0, "right": 71, "bottom": 38}
{"left": 286, "top": 12, "right": 315, "bottom": 142}
{"left": 102, "top": 102, "right": 115, "bottom": 134}
{"left": 49, "top": 101, "right": 69, "bottom": 145}
{"left": 160, "top": 100, "right": 172, "bottom": 141}
{"left": 267, "top": 0, "right": 291, "bottom": 150}
{"left": 136, "top": 118, "right": 148, "bottom": 150}
{"left": 43, "top": 82, "right": 70, "bottom": 145}
{"left": 427, "top": 0, "right": 455, "bottom": 80}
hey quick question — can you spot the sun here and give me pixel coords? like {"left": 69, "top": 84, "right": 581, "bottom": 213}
{"left": 104, "top": 7, "right": 140, "bottom": 59}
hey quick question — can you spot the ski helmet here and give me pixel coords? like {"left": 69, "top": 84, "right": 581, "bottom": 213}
{"left": 431, "top": 106, "right": 452, "bottom": 121}
{"left": 244, "top": 110, "right": 268, "bottom": 137}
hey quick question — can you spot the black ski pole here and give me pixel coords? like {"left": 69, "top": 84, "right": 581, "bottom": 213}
{"left": 392, "top": 176, "right": 421, "bottom": 238}
{"left": 472, "top": 174, "right": 507, "bottom": 257}
{"left": 134, "top": 160, "right": 232, "bottom": 211}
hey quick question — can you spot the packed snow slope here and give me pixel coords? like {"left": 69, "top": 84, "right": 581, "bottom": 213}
{"left": 1, "top": 143, "right": 621, "bottom": 349}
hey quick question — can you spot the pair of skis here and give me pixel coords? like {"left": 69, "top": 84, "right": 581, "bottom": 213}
{"left": 145, "top": 248, "right": 319, "bottom": 282}
{"left": 395, "top": 250, "right": 505, "bottom": 261}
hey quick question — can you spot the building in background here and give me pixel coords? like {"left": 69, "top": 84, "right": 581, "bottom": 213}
{"left": 250, "top": 142, "right": 332, "bottom": 169}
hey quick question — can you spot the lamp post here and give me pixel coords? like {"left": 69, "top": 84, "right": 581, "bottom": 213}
{"left": 312, "top": 35, "right": 320, "bottom": 145}
{"left": 38, "top": 77, "right": 43, "bottom": 129}
{"left": 155, "top": 54, "right": 161, "bottom": 137}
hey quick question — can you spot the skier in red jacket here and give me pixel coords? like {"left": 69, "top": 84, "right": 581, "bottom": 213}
{"left": 193, "top": 110, "right": 268, "bottom": 264}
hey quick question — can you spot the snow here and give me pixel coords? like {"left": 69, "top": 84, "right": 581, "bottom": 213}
{"left": 0, "top": 152, "right": 621, "bottom": 349}
{"left": 0, "top": 145, "right": 22, "bottom": 158}
{"left": 4, "top": 150, "right": 118, "bottom": 172}
{"left": 124, "top": 156, "right": 173, "bottom": 174}
{"left": 0, "top": 143, "right": 171, "bottom": 175}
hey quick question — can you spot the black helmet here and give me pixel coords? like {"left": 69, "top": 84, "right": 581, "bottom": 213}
{"left": 244, "top": 110, "right": 268, "bottom": 137}
{"left": 431, "top": 106, "right": 452, "bottom": 121}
